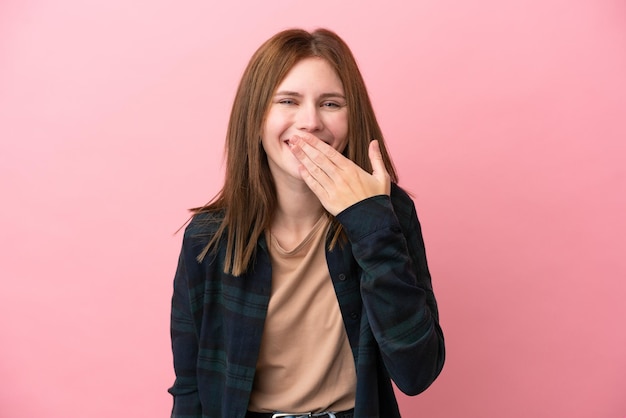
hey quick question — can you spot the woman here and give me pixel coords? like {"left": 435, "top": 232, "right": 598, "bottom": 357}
{"left": 169, "top": 28, "right": 445, "bottom": 418}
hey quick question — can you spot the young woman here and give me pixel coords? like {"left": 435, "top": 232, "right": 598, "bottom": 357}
{"left": 169, "top": 28, "right": 445, "bottom": 418}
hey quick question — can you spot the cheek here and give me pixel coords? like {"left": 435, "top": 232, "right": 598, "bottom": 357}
{"left": 263, "top": 108, "right": 290, "bottom": 136}
{"left": 262, "top": 112, "right": 277, "bottom": 137}
{"left": 330, "top": 114, "right": 349, "bottom": 152}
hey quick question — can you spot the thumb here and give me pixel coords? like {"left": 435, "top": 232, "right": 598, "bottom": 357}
{"left": 368, "top": 139, "right": 385, "bottom": 175}
{"left": 369, "top": 140, "right": 391, "bottom": 193}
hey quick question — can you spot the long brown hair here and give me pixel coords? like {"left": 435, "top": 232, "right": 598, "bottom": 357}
{"left": 194, "top": 28, "right": 398, "bottom": 276}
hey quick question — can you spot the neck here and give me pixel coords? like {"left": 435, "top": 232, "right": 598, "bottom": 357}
{"left": 271, "top": 177, "right": 325, "bottom": 247}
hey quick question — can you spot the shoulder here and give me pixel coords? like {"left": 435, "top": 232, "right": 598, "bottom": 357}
{"left": 174, "top": 209, "right": 228, "bottom": 274}
{"left": 186, "top": 209, "right": 225, "bottom": 233}
{"left": 181, "top": 209, "right": 226, "bottom": 249}
{"left": 390, "top": 183, "right": 417, "bottom": 219}
{"left": 390, "top": 182, "right": 412, "bottom": 202}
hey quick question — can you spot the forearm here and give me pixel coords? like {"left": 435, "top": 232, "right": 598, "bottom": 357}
{"left": 336, "top": 193, "right": 445, "bottom": 394}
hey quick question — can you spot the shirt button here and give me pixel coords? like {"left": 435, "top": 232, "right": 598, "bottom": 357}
{"left": 350, "top": 312, "right": 359, "bottom": 320}
{"left": 338, "top": 273, "right": 346, "bottom": 281}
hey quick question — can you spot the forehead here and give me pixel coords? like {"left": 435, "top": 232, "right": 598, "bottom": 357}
{"left": 276, "top": 57, "right": 344, "bottom": 92}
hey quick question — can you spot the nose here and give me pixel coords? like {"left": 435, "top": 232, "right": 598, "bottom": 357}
{"left": 296, "top": 103, "right": 323, "bottom": 132}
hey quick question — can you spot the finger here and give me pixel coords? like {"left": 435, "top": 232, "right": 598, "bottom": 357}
{"left": 289, "top": 137, "right": 334, "bottom": 183}
{"left": 369, "top": 140, "right": 391, "bottom": 194}
{"left": 297, "top": 163, "right": 329, "bottom": 199}
{"left": 369, "top": 140, "right": 384, "bottom": 175}
{"left": 292, "top": 135, "right": 343, "bottom": 166}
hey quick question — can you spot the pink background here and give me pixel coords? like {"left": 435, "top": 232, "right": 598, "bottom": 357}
{"left": 1, "top": 0, "right": 625, "bottom": 417}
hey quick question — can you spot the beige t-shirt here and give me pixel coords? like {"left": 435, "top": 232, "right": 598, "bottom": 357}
{"left": 248, "top": 215, "right": 356, "bottom": 413}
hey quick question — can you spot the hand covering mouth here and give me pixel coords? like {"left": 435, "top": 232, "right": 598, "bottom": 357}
{"left": 284, "top": 137, "right": 331, "bottom": 146}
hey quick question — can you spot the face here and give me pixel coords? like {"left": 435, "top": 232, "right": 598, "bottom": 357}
{"left": 261, "top": 57, "right": 349, "bottom": 183}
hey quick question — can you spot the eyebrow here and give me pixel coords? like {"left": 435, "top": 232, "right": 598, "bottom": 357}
{"left": 274, "top": 90, "right": 346, "bottom": 100}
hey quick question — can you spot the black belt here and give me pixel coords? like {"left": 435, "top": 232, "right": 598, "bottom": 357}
{"left": 246, "top": 409, "right": 354, "bottom": 418}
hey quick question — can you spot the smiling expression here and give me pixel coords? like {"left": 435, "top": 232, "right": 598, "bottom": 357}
{"left": 261, "top": 57, "right": 349, "bottom": 183}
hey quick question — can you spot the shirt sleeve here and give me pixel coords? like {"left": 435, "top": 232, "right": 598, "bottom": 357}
{"left": 168, "top": 230, "right": 203, "bottom": 417}
{"left": 335, "top": 190, "right": 445, "bottom": 395}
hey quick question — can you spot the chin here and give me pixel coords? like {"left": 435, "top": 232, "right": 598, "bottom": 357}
{"left": 289, "top": 168, "right": 305, "bottom": 181}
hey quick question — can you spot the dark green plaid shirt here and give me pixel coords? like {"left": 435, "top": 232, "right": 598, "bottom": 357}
{"left": 169, "top": 184, "right": 445, "bottom": 418}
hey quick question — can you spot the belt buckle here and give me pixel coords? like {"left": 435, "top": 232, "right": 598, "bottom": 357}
{"left": 271, "top": 413, "right": 336, "bottom": 418}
